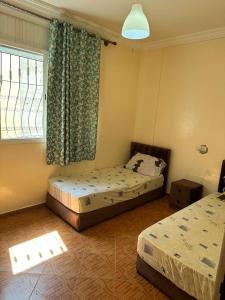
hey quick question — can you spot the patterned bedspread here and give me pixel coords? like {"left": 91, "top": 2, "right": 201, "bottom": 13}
{"left": 48, "top": 166, "right": 164, "bottom": 213}
{"left": 137, "top": 194, "right": 225, "bottom": 300}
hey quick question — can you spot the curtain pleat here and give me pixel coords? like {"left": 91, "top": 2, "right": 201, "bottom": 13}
{"left": 46, "top": 19, "right": 101, "bottom": 166}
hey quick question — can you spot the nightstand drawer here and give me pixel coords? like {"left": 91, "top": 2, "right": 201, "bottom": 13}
{"left": 170, "top": 179, "right": 203, "bottom": 210}
{"left": 171, "top": 184, "right": 190, "bottom": 200}
{"left": 170, "top": 197, "right": 189, "bottom": 209}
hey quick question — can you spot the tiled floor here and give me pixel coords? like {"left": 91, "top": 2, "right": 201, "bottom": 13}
{"left": 0, "top": 196, "right": 175, "bottom": 300}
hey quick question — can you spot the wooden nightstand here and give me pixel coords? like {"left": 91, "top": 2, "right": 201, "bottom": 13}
{"left": 170, "top": 179, "right": 203, "bottom": 210}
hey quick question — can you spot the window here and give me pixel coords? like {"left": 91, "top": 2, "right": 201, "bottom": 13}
{"left": 0, "top": 45, "right": 45, "bottom": 140}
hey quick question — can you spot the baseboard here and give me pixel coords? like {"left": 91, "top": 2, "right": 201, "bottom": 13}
{"left": 0, "top": 201, "right": 45, "bottom": 217}
{"left": 0, "top": 192, "right": 170, "bottom": 218}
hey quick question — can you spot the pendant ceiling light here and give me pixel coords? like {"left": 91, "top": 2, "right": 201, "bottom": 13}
{"left": 122, "top": 4, "right": 150, "bottom": 40}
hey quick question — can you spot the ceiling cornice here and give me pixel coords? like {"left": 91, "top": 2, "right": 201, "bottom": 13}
{"left": 143, "top": 27, "right": 225, "bottom": 50}
{"left": 0, "top": 0, "right": 120, "bottom": 41}
{"left": 2, "top": 0, "right": 145, "bottom": 49}
{"left": 1, "top": 0, "right": 225, "bottom": 50}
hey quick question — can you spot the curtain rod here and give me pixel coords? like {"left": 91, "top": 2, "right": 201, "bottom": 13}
{"left": 0, "top": 0, "right": 117, "bottom": 46}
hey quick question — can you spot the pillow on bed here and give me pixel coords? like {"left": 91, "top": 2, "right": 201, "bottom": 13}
{"left": 125, "top": 152, "right": 166, "bottom": 176}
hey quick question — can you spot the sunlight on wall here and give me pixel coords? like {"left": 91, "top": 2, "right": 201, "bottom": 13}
{"left": 9, "top": 231, "right": 67, "bottom": 274}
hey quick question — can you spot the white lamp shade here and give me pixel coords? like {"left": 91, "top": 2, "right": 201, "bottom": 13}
{"left": 122, "top": 4, "right": 150, "bottom": 40}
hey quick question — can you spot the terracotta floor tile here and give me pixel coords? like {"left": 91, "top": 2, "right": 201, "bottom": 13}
{"left": 115, "top": 256, "right": 139, "bottom": 281}
{"left": 115, "top": 235, "right": 139, "bottom": 280}
{"left": 0, "top": 229, "right": 28, "bottom": 248}
{"left": 67, "top": 276, "right": 114, "bottom": 300}
{"left": 116, "top": 235, "right": 138, "bottom": 256}
{"left": 0, "top": 195, "right": 174, "bottom": 299}
{"left": 0, "top": 248, "right": 12, "bottom": 272}
{"left": 0, "top": 250, "right": 45, "bottom": 275}
{"left": 29, "top": 274, "right": 73, "bottom": 300}
{"left": 82, "top": 221, "right": 116, "bottom": 238}
{"left": 114, "top": 277, "right": 156, "bottom": 300}
{"left": 42, "top": 251, "right": 85, "bottom": 277}
{"left": 57, "top": 231, "right": 87, "bottom": 253}
{"left": 0, "top": 242, "right": 46, "bottom": 275}
{"left": 80, "top": 251, "right": 115, "bottom": 279}
{"left": 0, "top": 271, "right": 39, "bottom": 300}
{"left": 30, "top": 274, "right": 114, "bottom": 300}
{"left": 82, "top": 236, "right": 115, "bottom": 256}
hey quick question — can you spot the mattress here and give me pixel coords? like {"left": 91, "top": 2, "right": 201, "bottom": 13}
{"left": 48, "top": 166, "right": 164, "bottom": 214}
{"left": 137, "top": 194, "right": 225, "bottom": 300}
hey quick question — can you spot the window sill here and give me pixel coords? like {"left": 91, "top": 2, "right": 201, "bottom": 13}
{"left": 0, "top": 138, "right": 46, "bottom": 144}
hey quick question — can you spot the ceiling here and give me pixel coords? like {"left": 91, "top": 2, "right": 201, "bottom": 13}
{"left": 41, "top": 0, "right": 225, "bottom": 41}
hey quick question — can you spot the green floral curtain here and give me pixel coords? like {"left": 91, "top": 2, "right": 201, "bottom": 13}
{"left": 46, "top": 19, "right": 101, "bottom": 166}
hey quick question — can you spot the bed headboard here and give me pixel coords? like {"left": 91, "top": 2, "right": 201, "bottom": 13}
{"left": 218, "top": 160, "right": 225, "bottom": 193}
{"left": 130, "top": 142, "right": 171, "bottom": 193}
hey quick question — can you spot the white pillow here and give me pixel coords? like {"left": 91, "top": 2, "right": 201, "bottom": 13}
{"left": 125, "top": 152, "right": 166, "bottom": 176}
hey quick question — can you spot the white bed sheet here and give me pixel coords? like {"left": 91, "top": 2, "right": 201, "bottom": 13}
{"left": 137, "top": 194, "right": 225, "bottom": 300}
{"left": 48, "top": 166, "right": 164, "bottom": 214}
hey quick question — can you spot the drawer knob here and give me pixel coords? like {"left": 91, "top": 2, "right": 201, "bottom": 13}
{"left": 178, "top": 189, "right": 182, "bottom": 193}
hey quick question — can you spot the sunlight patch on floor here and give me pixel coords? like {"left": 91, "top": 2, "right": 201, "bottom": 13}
{"left": 9, "top": 231, "right": 67, "bottom": 274}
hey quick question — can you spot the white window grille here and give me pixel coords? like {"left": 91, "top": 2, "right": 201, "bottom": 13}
{"left": 0, "top": 45, "right": 45, "bottom": 140}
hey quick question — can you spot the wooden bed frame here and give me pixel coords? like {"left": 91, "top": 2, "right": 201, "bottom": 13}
{"left": 137, "top": 159, "right": 225, "bottom": 300}
{"left": 218, "top": 160, "right": 225, "bottom": 193}
{"left": 46, "top": 142, "right": 171, "bottom": 232}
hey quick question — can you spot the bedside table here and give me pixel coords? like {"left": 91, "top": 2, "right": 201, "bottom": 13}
{"left": 170, "top": 179, "right": 203, "bottom": 209}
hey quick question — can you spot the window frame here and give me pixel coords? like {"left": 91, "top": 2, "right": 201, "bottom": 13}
{"left": 0, "top": 43, "right": 48, "bottom": 144}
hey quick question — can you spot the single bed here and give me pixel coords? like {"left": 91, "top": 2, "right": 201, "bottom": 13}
{"left": 136, "top": 160, "right": 225, "bottom": 300}
{"left": 46, "top": 142, "right": 170, "bottom": 231}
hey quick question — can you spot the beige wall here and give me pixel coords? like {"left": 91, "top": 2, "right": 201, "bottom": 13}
{"left": 0, "top": 143, "right": 57, "bottom": 213}
{"left": 0, "top": 44, "right": 140, "bottom": 214}
{"left": 134, "top": 38, "right": 225, "bottom": 194}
